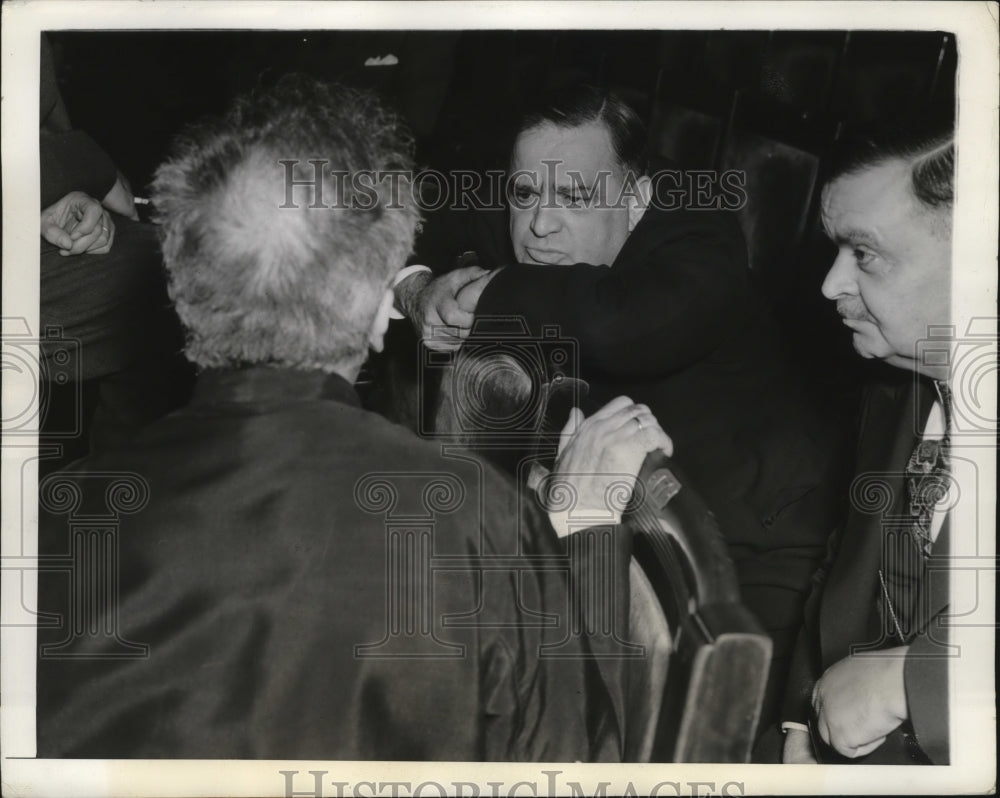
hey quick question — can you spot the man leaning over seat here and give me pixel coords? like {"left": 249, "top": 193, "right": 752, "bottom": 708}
{"left": 394, "top": 84, "right": 842, "bottom": 732}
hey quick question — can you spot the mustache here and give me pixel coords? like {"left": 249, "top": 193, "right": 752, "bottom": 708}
{"left": 836, "top": 299, "right": 873, "bottom": 322}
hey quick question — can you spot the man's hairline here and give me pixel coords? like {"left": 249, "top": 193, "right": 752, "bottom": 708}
{"left": 833, "top": 155, "right": 953, "bottom": 212}
{"left": 823, "top": 157, "right": 953, "bottom": 243}
{"left": 512, "top": 117, "right": 637, "bottom": 183}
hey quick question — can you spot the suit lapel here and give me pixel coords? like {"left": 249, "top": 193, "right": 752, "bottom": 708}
{"left": 819, "top": 377, "right": 936, "bottom": 665}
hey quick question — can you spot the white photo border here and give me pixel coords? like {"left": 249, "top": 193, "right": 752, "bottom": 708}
{"left": 2, "top": 2, "right": 996, "bottom": 796}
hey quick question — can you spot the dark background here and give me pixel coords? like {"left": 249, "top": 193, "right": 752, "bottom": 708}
{"left": 46, "top": 28, "right": 957, "bottom": 416}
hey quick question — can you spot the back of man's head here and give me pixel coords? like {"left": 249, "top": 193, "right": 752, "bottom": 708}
{"left": 152, "top": 76, "right": 420, "bottom": 374}
{"left": 516, "top": 83, "right": 647, "bottom": 176}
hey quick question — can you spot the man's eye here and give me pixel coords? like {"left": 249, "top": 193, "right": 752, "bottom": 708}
{"left": 556, "top": 189, "right": 586, "bottom": 207}
{"left": 512, "top": 187, "right": 535, "bottom": 206}
{"left": 853, "top": 247, "right": 876, "bottom": 268}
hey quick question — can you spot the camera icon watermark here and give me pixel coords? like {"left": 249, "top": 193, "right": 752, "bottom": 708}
{"left": 915, "top": 318, "right": 998, "bottom": 442}
{"left": 420, "top": 317, "right": 582, "bottom": 447}
{"left": 2, "top": 316, "right": 82, "bottom": 438}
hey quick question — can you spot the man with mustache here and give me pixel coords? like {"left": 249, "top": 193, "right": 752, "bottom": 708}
{"left": 395, "top": 84, "right": 842, "bottom": 732}
{"left": 780, "top": 128, "right": 954, "bottom": 764}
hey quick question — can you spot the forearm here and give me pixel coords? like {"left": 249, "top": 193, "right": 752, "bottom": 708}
{"left": 40, "top": 130, "right": 118, "bottom": 210}
{"left": 102, "top": 173, "right": 140, "bottom": 221}
{"left": 393, "top": 269, "right": 433, "bottom": 322}
{"left": 478, "top": 260, "right": 745, "bottom": 379}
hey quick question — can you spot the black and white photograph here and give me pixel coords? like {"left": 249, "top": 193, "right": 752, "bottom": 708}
{"left": 1, "top": 2, "right": 996, "bottom": 796}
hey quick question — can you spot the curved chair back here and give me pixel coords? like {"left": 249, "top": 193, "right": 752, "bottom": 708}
{"left": 434, "top": 345, "right": 772, "bottom": 762}
{"left": 626, "top": 452, "right": 772, "bottom": 762}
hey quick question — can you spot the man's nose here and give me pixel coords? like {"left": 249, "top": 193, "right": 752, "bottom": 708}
{"left": 530, "top": 202, "right": 562, "bottom": 238}
{"left": 821, "top": 250, "right": 858, "bottom": 300}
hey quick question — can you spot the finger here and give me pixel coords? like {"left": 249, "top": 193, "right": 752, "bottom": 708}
{"left": 439, "top": 302, "right": 475, "bottom": 329}
{"left": 456, "top": 296, "right": 478, "bottom": 315}
{"left": 631, "top": 413, "right": 671, "bottom": 452}
{"left": 619, "top": 418, "right": 673, "bottom": 458}
{"left": 637, "top": 426, "right": 674, "bottom": 457}
{"left": 66, "top": 228, "right": 103, "bottom": 256}
{"left": 605, "top": 405, "right": 655, "bottom": 433}
{"left": 557, "top": 407, "right": 585, "bottom": 456}
{"left": 587, "top": 396, "right": 635, "bottom": 420}
{"left": 424, "top": 325, "right": 467, "bottom": 344}
{"left": 568, "top": 402, "right": 647, "bottom": 447}
{"left": 422, "top": 336, "right": 464, "bottom": 353}
{"left": 68, "top": 200, "right": 104, "bottom": 240}
{"left": 41, "top": 222, "right": 74, "bottom": 251}
{"left": 444, "top": 265, "right": 488, "bottom": 287}
{"left": 88, "top": 216, "right": 115, "bottom": 255}
{"left": 817, "top": 712, "right": 832, "bottom": 746}
{"left": 848, "top": 736, "right": 886, "bottom": 758}
{"left": 455, "top": 284, "right": 482, "bottom": 314}
{"left": 456, "top": 272, "right": 493, "bottom": 311}
{"left": 626, "top": 412, "right": 674, "bottom": 456}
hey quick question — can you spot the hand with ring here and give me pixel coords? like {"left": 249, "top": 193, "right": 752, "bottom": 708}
{"left": 544, "top": 396, "right": 673, "bottom": 535}
{"left": 40, "top": 191, "right": 116, "bottom": 256}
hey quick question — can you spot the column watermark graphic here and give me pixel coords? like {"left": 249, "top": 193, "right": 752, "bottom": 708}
{"left": 36, "top": 471, "right": 151, "bottom": 659}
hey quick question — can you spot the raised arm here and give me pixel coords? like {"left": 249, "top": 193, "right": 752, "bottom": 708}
{"left": 474, "top": 208, "right": 751, "bottom": 379}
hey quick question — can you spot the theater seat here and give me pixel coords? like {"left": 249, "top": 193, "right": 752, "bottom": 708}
{"left": 625, "top": 451, "right": 772, "bottom": 762}
{"left": 431, "top": 344, "right": 772, "bottom": 762}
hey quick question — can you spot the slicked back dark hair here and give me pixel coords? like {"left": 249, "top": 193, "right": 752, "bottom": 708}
{"left": 515, "top": 84, "right": 648, "bottom": 176}
{"left": 829, "top": 126, "right": 955, "bottom": 210}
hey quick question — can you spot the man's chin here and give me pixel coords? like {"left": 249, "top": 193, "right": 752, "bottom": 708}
{"left": 851, "top": 331, "right": 894, "bottom": 362}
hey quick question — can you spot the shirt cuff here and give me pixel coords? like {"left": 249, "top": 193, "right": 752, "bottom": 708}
{"left": 781, "top": 722, "right": 810, "bottom": 734}
{"left": 389, "top": 264, "right": 432, "bottom": 320}
{"left": 546, "top": 508, "right": 622, "bottom": 539}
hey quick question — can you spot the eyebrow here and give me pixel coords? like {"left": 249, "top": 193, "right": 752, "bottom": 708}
{"left": 828, "top": 226, "right": 882, "bottom": 248}
{"left": 555, "top": 182, "right": 591, "bottom": 196}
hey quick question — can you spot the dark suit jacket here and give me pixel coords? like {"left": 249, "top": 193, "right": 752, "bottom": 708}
{"left": 37, "top": 367, "right": 624, "bottom": 761}
{"left": 783, "top": 375, "right": 950, "bottom": 764}
{"left": 471, "top": 204, "right": 841, "bottom": 675}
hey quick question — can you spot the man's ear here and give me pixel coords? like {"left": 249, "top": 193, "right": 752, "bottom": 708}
{"left": 626, "top": 175, "right": 652, "bottom": 232}
{"left": 368, "top": 288, "right": 395, "bottom": 353}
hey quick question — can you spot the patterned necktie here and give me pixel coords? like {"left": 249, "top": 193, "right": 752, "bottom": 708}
{"left": 906, "top": 381, "right": 952, "bottom": 556}
{"left": 880, "top": 381, "right": 952, "bottom": 643}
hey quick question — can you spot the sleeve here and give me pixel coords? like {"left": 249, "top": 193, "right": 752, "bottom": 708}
{"left": 40, "top": 130, "right": 119, "bottom": 210}
{"left": 780, "top": 573, "right": 825, "bottom": 724}
{"left": 40, "top": 33, "right": 71, "bottom": 131}
{"left": 904, "top": 632, "right": 949, "bottom": 764}
{"left": 476, "top": 208, "right": 751, "bottom": 380}
{"left": 479, "top": 469, "right": 629, "bottom": 762}
{"left": 780, "top": 385, "right": 881, "bottom": 727}
{"left": 780, "top": 519, "right": 846, "bottom": 725}
{"left": 903, "top": 522, "right": 950, "bottom": 764}
{"left": 39, "top": 33, "right": 119, "bottom": 208}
